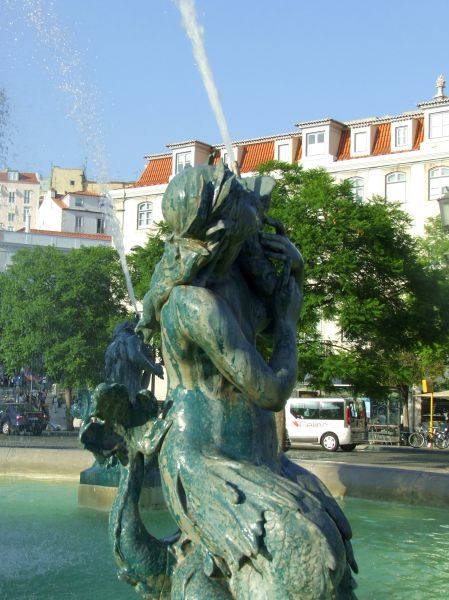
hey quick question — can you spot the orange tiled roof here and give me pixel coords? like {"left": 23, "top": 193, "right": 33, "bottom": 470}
{"left": 240, "top": 141, "right": 275, "bottom": 173}
{"left": 52, "top": 197, "right": 69, "bottom": 209}
{"left": 335, "top": 118, "right": 424, "bottom": 161}
{"left": 28, "top": 229, "right": 111, "bottom": 240}
{"left": 336, "top": 130, "right": 350, "bottom": 160}
{"left": 0, "top": 172, "right": 39, "bottom": 184}
{"left": 412, "top": 117, "right": 424, "bottom": 149}
{"left": 135, "top": 155, "right": 172, "bottom": 186}
{"left": 294, "top": 138, "right": 302, "bottom": 161}
{"left": 372, "top": 123, "right": 391, "bottom": 155}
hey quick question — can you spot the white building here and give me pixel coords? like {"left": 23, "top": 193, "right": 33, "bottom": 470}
{"left": 111, "top": 75, "right": 449, "bottom": 252}
{"left": 38, "top": 190, "right": 109, "bottom": 236}
{"left": 0, "top": 228, "right": 112, "bottom": 272}
{"left": 0, "top": 169, "right": 40, "bottom": 232}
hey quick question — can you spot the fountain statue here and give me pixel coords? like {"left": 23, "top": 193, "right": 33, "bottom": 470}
{"left": 79, "top": 161, "right": 358, "bottom": 599}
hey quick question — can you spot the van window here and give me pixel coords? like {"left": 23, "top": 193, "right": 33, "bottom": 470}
{"left": 290, "top": 399, "right": 346, "bottom": 420}
{"left": 290, "top": 401, "right": 320, "bottom": 419}
{"left": 319, "top": 401, "right": 344, "bottom": 420}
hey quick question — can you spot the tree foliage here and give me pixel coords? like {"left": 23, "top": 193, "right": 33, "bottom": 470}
{"left": 258, "top": 161, "right": 449, "bottom": 397}
{"left": 0, "top": 246, "right": 128, "bottom": 388}
{"left": 127, "top": 222, "right": 168, "bottom": 300}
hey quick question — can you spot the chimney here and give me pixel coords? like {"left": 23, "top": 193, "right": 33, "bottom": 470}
{"left": 434, "top": 74, "right": 447, "bottom": 99}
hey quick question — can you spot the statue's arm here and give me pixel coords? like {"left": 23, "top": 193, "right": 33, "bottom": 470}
{"left": 126, "top": 337, "right": 164, "bottom": 379}
{"left": 171, "top": 284, "right": 299, "bottom": 412}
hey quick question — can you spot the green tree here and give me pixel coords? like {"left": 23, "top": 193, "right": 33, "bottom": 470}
{"left": 0, "top": 246, "right": 128, "bottom": 417}
{"left": 258, "top": 161, "right": 449, "bottom": 398}
{"left": 127, "top": 222, "right": 168, "bottom": 300}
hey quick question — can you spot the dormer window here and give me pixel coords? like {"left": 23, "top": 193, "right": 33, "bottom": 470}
{"left": 7, "top": 171, "right": 19, "bottom": 182}
{"left": 354, "top": 132, "right": 367, "bottom": 154}
{"left": 306, "top": 131, "right": 325, "bottom": 157}
{"left": 175, "top": 151, "right": 192, "bottom": 174}
{"left": 429, "top": 111, "right": 449, "bottom": 138}
{"left": 395, "top": 126, "right": 408, "bottom": 147}
{"left": 276, "top": 143, "right": 290, "bottom": 162}
{"left": 350, "top": 125, "right": 375, "bottom": 157}
{"left": 75, "top": 197, "right": 84, "bottom": 207}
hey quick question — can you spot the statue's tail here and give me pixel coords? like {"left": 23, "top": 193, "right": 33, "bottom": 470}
{"left": 109, "top": 451, "right": 179, "bottom": 599}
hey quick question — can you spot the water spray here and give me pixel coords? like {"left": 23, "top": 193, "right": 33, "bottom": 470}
{"left": 174, "top": 0, "right": 240, "bottom": 176}
{"left": 9, "top": 0, "right": 139, "bottom": 315}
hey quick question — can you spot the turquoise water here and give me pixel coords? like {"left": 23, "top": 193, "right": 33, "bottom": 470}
{"left": 1, "top": 479, "right": 448, "bottom": 600}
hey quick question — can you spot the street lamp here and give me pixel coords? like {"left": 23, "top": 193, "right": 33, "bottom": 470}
{"left": 438, "top": 190, "right": 449, "bottom": 230}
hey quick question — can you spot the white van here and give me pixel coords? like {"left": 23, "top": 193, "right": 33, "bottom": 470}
{"left": 285, "top": 397, "right": 368, "bottom": 452}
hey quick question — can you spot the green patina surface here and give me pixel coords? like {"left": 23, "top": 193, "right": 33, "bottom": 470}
{"left": 79, "top": 163, "right": 358, "bottom": 599}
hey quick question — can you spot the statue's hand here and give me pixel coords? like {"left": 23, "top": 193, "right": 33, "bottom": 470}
{"left": 260, "top": 232, "right": 303, "bottom": 285}
{"left": 273, "top": 275, "right": 301, "bottom": 325}
{"left": 154, "top": 363, "right": 164, "bottom": 379}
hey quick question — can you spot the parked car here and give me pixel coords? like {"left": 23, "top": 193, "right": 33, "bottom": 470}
{"left": 0, "top": 402, "right": 47, "bottom": 435}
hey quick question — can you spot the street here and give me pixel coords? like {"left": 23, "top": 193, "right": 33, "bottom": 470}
{"left": 0, "top": 433, "right": 448, "bottom": 473}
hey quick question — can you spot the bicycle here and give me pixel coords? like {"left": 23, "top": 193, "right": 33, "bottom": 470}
{"left": 408, "top": 426, "right": 449, "bottom": 449}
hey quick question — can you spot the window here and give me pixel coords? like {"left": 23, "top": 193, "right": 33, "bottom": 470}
{"left": 23, "top": 207, "right": 30, "bottom": 222}
{"left": 290, "top": 400, "right": 345, "bottom": 420}
{"left": 8, "top": 213, "right": 15, "bottom": 222}
{"left": 8, "top": 191, "right": 15, "bottom": 204}
{"left": 354, "top": 131, "right": 367, "bottom": 153}
{"left": 277, "top": 143, "right": 290, "bottom": 162}
{"left": 430, "top": 111, "right": 449, "bottom": 138}
{"left": 175, "top": 151, "right": 192, "bottom": 174}
{"left": 75, "top": 197, "right": 84, "bottom": 207}
{"left": 290, "top": 400, "right": 320, "bottom": 419}
{"left": 75, "top": 216, "right": 83, "bottom": 232}
{"left": 23, "top": 190, "right": 31, "bottom": 204}
{"left": 96, "top": 218, "right": 105, "bottom": 234}
{"left": 429, "top": 166, "right": 449, "bottom": 200}
{"left": 7, "top": 226, "right": 13, "bottom": 231}
{"left": 7, "top": 171, "right": 19, "bottom": 182}
{"left": 306, "top": 131, "right": 325, "bottom": 156}
{"left": 319, "top": 401, "right": 344, "bottom": 420}
{"left": 70, "top": 180, "right": 76, "bottom": 186}
{"left": 348, "top": 177, "right": 364, "bottom": 202}
{"left": 395, "top": 126, "right": 408, "bottom": 147}
{"left": 137, "top": 202, "right": 153, "bottom": 228}
{"left": 386, "top": 172, "right": 406, "bottom": 203}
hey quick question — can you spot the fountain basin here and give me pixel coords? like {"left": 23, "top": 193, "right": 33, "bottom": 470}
{"left": 1, "top": 478, "right": 449, "bottom": 600}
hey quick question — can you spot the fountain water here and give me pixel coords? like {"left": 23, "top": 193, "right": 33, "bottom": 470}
{"left": 0, "top": 89, "right": 10, "bottom": 169}
{"left": 175, "top": 0, "right": 237, "bottom": 170}
{"left": 5, "top": 0, "right": 139, "bottom": 314}
{"left": 2, "top": 479, "right": 449, "bottom": 600}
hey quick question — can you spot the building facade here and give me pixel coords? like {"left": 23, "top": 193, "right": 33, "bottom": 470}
{"left": 0, "top": 169, "right": 40, "bottom": 232}
{"left": 111, "top": 75, "right": 449, "bottom": 252}
{"left": 38, "top": 190, "right": 111, "bottom": 236}
{"left": 0, "top": 228, "right": 112, "bottom": 272}
{"left": 43, "top": 166, "right": 133, "bottom": 196}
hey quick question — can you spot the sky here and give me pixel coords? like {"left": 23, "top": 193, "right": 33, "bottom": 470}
{"left": 1, "top": 0, "right": 449, "bottom": 183}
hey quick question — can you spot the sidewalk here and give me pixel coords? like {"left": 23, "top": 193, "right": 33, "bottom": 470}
{"left": 48, "top": 400, "right": 69, "bottom": 430}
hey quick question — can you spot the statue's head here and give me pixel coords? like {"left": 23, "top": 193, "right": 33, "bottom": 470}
{"left": 162, "top": 162, "right": 275, "bottom": 273}
{"left": 112, "top": 320, "right": 135, "bottom": 339}
{"left": 135, "top": 163, "right": 276, "bottom": 338}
